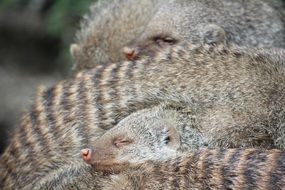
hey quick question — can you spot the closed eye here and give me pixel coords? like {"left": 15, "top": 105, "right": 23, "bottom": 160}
{"left": 163, "top": 37, "right": 176, "bottom": 44}
{"left": 113, "top": 138, "right": 133, "bottom": 148}
{"left": 153, "top": 35, "right": 177, "bottom": 46}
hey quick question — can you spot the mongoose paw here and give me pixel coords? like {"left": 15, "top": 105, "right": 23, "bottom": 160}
{"left": 201, "top": 24, "right": 226, "bottom": 46}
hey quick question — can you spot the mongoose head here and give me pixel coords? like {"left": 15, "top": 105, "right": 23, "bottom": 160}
{"left": 123, "top": 23, "right": 226, "bottom": 61}
{"left": 122, "top": 0, "right": 226, "bottom": 61}
{"left": 81, "top": 107, "right": 203, "bottom": 173}
{"left": 123, "top": 33, "right": 179, "bottom": 61}
{"left": 122, "top": 0, "right": 285, "bottom": 61}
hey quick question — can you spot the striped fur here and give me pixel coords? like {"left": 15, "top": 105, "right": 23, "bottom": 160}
{"left": 25, "top": 149, "right": 285, "bottom": 190}
{"left": 1, "top": 44, "right": 285, "bottom": 189}
{"left": 73, "top": 0, "right": 164, "bottom": 70}
{"left": 130, "top": 149, "right": 285, "bottom": 190}
{"left": 73, "top": 0, "right": 285, "bottom": 72}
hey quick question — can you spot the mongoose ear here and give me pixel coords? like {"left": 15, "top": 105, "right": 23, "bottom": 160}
{"left": 70, "top": 43, "right": 81, "bottom": 59}
{"left": 152, "top": 124, "right": 169, "bottom": 136}
{"left": 201, "top": 24, "right": 226, "bottom": 46}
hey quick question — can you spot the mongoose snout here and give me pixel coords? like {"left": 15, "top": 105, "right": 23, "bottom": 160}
{"left": 123, "top": 46, "right": 138, "bottom": 61}
{"left": 81, "top": 148, "right": 92, "bottom": 165}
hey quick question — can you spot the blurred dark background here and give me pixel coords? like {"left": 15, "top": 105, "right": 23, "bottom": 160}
{"left": 0, "top": 0, "right": 94, "bottom": 153}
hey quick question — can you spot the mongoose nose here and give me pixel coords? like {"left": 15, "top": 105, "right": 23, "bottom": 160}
{"left": 123, "top": 47, "right": 137, "bottom": 60}
{"left": 81, "top": 148, "right": 92, "bottom": 164}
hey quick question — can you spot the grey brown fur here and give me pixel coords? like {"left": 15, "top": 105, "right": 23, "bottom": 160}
{"left": 1, "top": 44, "right": 285, "bottom": 188}
{"left": 29, "top": 149, "right": 285, "bottom": 190}
{"left": 81, "top": 107, "right": 285, "bottom": 189}
{"left": 100, "top": 149, "right": 285, "bottom": 190}
{"left": 125, "top": 0, "right": 285, "bottom": 60}
{"left": 71, "top": 0, "right": 165, "bottom": 71}
{"left": 72, "top": 0, "right": 285, "bottom": 69}
{"left": 80, "top": 105, "right": 202, "bottom": 169}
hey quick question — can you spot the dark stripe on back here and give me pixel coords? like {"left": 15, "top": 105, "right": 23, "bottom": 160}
{"left": 60, "top": 81, "right": 71, "bottom": 115}
{"left": 184, "top": 155, "right": 193, "bottom": 189}
{"left": 195, "top": 149, "right": 211, "bottom": 189}
{"left": 125, "top": 61, "right": 136, "bottom": 78}
{"left": 30, "top": 106, "right": 52, "bottom": 157}
{"left": 204, "top": 150, "right": 214, "bottom": 190}
{"left": 92, "top": 64, "right": 108, "bottom": 130}
{"left": 4, "top": 134, "right": 22, "bottom": 185}
{"left": 77, "top": 79, "right": 90, "bottom": 146}
{"left": 162, "top": 160, "right": 170, "bottom": 189}
{"left": 42, "top": 87, "right": 62, "bottom": 146}
{"left": 59, "top": 81, "right": 75, "bottom": 153}
{"left": 124, "top": 59, "right": 150, "bottom": 110}
{"left": 152, "top": 162, "right": 164, "bottom": 188}
{"left": 17, "top": 123, "right": 40, "bottom": 184}
{"left": 268, "top": 151, "right": 285, "bottom": 189}
{"left": 107, "top": 62, "right": 121, "bottom": 126}
{"left": 222, "top": 149, "right": 242, "bottom": 189}
{"left": 172, "top": 156, "right": 181, "bottom": 190}
{"left": 124, "top": 61, "right": 137, "bottom": 107}
{"left": 244, "top": 150, "right": 260, "bottom": 189}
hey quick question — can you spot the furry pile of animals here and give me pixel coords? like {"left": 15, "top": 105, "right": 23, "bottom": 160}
{"left": 1, "top": 0, "right": 285, "bottom": 189}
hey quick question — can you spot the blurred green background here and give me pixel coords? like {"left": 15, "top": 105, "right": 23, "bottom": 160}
{"left": 0, "top": 0, "right": 94, "bottom": 73}
{"left": 0, "top": 0, "right": 95, "bottom": 153}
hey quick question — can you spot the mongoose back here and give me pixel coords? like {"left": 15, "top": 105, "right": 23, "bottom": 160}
{"left": 78, "top": 110, "right": 285, "bottom": 189}
{"left": 1, "top": 44, "right": 285, "bottom": 188}
{"left": 72, "top": 0, "right": 285, "bottom": 69}
{"left": 24, "top": 149, "right": 285, "bottom": 190}
{"left": 97, "top": 149, "right": 285, "bottom": 190}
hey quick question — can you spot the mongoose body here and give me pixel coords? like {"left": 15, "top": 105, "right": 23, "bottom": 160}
{"left": 72, "top": 0, "right": 285, "bottom": 69}
{"left": 97, "top": 149, "right": 285, "bottom": 190}
{"left": 1, "top": 44, "right": 285, "bottom": 188}
{"left": 25, "top": 149, "right": 285, "bottom": 190}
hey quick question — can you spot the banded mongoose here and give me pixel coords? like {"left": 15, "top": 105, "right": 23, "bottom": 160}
{"left": 2, "top": 44, "right": 285, "bottom": 188}
{"left": 79, "top": 103, "right": 284, "bottom": 170}
{"left": 27, "top": 106, "right": 285, "bottom": 190}
{"left": 94, "top": 149, "right": 285, "bottom": 190}
{"left": 25, "top": 149, "right": 285, "bottom": 190}
{"left": 71, "top": 0, "right": 165, "bottom": 71}
{"left": 81, "top": 108, "right": 285, "bottom": 188}
{"left": 80, "top": 105, "right": 202, "bottom": 169}
{"left": 71, "top": 0, "right": 285, "bottom": 68}
{"left": 123, "top": 0, "right": 285, "bottom": 61}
